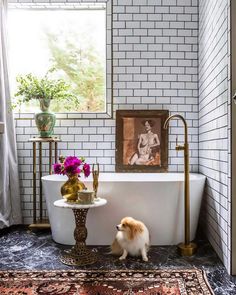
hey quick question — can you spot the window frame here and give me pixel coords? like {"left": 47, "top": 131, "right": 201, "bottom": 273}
{"left": 8, "top": 0, "right": 113, "bottom": 120}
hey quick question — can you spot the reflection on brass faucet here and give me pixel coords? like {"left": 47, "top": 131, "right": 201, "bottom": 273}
{"left": 164, "top": 114, "right": 197, "bottom": 256}
{"left": 92, "top": 163, "right": 100, "bottom": 199}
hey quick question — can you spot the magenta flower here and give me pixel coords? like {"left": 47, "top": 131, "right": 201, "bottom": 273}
{"left": 83, "top": 163, "right": 91, "bottom": 177}
{"left": 76, "top": 167, "right": 82, "bottom": 175}
{"left": 53, "top": 156, "right": 89, "bottom": 178}
{"left": 64, "top": 165, "right": 77, "bottom": 175}
{"left": 64, "top": 156, "right": 82, "bottom": 168}
{"left": 53, "top": 163, "right": 62, "bottom": 174}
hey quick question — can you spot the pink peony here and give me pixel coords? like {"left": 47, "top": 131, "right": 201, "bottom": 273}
{"left": 83, "top": 163, "right": 91, "bottom": 177}
{"left": 64, "top": 156, "right": 82, "bottom": 168}
{"left": 53, "top": 156, "right": 89, "bottom": 178}
{"left": 53, "top": 163, "right": 62, "bottom": 174}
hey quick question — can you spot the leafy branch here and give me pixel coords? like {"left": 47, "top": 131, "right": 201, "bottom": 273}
{"left": 13, "top": 71, "right": 76, "bottom": 111}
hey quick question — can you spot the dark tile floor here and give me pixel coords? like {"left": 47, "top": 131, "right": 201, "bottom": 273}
{"left": 0, "top": 226, "right": 235, "bottom": 294}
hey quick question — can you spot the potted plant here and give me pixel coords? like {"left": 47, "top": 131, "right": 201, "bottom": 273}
{"left": 13, "top": 71, "right": 75, "bottom": 137}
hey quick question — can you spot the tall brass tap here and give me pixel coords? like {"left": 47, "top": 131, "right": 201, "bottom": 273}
{"left": 164, "top": 114, "right": 197, "bottom": 256}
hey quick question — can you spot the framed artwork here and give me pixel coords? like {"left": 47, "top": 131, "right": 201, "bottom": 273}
{"left": 116, "top": 110, "right": 169, "bottom": 172}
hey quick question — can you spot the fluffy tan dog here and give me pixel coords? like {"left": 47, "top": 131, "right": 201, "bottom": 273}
{"left": 111, "top": 217, "right": 150, "bottom": 261}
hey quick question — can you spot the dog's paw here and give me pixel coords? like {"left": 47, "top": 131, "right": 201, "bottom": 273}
{"left": 119, "top": 256, "right": 126, "bottom": 260}
{"left": 142, "top": 256, "right": 148, "bottom": 262}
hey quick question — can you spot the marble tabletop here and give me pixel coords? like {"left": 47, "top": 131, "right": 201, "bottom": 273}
{"left": 54, "top": 198, "right": 107, "bottom": 209}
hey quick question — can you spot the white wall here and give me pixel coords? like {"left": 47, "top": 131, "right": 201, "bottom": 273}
{"left": 11, "top": 0, "right": 199, "bottom": 224}
{"left": 198, "top": 0, "right": 231, "bottom": 272}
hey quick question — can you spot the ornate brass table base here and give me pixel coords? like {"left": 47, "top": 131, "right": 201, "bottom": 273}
{"left": 59, "top": 208, "right": 98, "bottom": 266}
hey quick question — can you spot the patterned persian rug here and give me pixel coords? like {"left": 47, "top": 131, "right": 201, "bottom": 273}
{"left": 0, "top": 269, "right": 214, "bottom": 294}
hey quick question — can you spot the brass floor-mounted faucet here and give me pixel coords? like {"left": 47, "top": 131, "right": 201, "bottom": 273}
{"left": 164, "top": 114, "right": 197, "bottom": 256}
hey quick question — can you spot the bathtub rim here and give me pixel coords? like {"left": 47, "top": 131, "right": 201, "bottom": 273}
{"left": 42, "top": 173, "right": 206, "bottom": 183}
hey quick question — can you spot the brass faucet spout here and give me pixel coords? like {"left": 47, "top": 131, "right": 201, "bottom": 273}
{"left": 164, "top": 114, "right": 188, "bottom": 144}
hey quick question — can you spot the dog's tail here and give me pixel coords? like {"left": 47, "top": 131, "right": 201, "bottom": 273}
{"left": 108, "top": 238, "right": 123, "bottom": 256}
{"left": 145, "top": 233, "right": 151, "bottom": 252}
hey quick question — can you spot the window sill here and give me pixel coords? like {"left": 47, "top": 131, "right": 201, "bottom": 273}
{"left": 14, "top": 110, "right": 113, "bottom": 120}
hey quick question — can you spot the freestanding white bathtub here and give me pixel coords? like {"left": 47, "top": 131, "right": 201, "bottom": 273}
{"left": 42, "top": 173, "right": 206, "bottom": 246}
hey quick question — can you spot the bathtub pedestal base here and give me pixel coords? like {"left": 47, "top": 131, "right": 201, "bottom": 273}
{"left": 178, "top": 242, "right": 197, "bottom": 256}
{"left": 59, "top": 208, "right": 98, "bottom": 266}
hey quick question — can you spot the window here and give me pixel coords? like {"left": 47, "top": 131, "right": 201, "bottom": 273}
{"left": 8, "top": 3, "right": 111, "bottom": 116}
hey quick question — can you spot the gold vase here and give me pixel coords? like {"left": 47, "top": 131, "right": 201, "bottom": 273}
{"left": 61, "top": 174, "right": 86, "bottom": 202}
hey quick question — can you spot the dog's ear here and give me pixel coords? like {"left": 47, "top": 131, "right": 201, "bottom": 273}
{"left": 128, "top": 221, "right": 143, "bottom": 240}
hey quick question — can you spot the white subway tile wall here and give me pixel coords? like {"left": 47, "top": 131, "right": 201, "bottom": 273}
{"left": 199, "top": 0, "right": 231, "bottom": 272}
{"left": 12, "top": 0, "right": 199, "bottom": 225}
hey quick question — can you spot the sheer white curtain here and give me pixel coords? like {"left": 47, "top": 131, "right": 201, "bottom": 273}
{"left": 0, "top": 0, "right": 22, "bottom": 228}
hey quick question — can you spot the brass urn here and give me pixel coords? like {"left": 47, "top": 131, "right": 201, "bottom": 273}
{"left": 61, "top": 174, "right": 86, "bottom": 202}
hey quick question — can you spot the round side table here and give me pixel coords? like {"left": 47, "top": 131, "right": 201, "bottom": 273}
{"left": 54, "top": 198, "right": 107, "bottom": 266}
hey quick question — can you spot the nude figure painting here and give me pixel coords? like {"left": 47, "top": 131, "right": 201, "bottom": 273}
{"left": 116, "top": 110, "right": 169, "bottom": 172}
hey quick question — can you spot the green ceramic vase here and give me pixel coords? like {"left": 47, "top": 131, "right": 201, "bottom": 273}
{"left": 35, "top": 98, "right": 56, "bottom": 138}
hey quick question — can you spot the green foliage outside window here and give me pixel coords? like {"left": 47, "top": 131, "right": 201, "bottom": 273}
{"left": 46, "top": 30, "right": 105, "bottom": 112}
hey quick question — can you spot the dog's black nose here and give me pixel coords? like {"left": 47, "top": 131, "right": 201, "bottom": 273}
{"left": 116, "top": 225, "right": 119, "bottom": 230}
